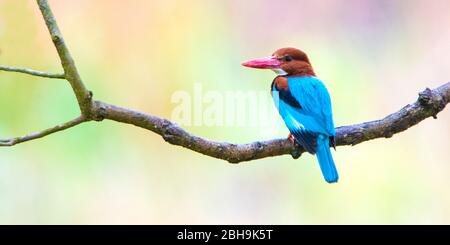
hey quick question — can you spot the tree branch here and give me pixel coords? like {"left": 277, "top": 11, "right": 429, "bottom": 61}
{"left": 0, "top": 65, "right": 65, "bottom": 79}
{"left": 89, "top": 82, "right": 449, "bottom": 163}
{"left": 0, "top": 116, "right": 86, "bottom": 146}
{"left": 37, "top": 0, "right": 92, "bottom": 115}
{"left": 0, "top": 1, "right": 448, "bottom": 165}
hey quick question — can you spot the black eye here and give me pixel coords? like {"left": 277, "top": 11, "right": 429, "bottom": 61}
{"left": 282, "top": 55, "right": 293, "bottom": 62}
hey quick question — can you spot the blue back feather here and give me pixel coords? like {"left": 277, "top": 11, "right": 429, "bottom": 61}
{"left": 272, "top": 76, "right": 338, "bottom": 183}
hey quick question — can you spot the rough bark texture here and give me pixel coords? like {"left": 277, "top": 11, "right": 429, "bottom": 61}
{"left": 89, "top": 83, "right": 449, "bottom": 163}
{"left": 0, "top": 0, "right": 449, "bottom": 164}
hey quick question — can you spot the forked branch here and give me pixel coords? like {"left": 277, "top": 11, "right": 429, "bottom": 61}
{"left": 0, "top": 0, "right": 448, "bottom": 164}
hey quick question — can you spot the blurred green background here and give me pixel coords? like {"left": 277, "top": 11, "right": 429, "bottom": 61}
{"left": 0, "top": 0, "right": 449, "bottom": 224}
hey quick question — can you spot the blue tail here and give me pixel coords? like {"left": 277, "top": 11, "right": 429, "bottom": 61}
{"left": 316, "top": 135, "right": 339, "bottom": 183}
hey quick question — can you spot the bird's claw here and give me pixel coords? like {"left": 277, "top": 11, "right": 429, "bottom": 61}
{"left": 288, "top": 133, "right": 295, "bottom": 144}
{"left": 288, "top": 133, "right": 303, "bottom": 159}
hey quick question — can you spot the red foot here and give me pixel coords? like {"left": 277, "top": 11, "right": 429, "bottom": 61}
{"left": 288, "top": 133, "right": 295, "bottom": 143}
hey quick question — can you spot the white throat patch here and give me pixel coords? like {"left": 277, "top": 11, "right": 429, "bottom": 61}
{"left": 272, "top": 69, "right": 288, "bottom": 76}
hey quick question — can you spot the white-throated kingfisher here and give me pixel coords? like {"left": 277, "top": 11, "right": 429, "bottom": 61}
{"left": 242, "top": 48, "right": 339, "bottom": 183}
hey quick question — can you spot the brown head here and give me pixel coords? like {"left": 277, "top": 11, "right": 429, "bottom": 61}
{"left": 241, "top": 47, "right": 315, "bottom": 77}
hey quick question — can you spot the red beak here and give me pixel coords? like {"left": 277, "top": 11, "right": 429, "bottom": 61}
{"left": 241, "top": 56, "right": 282, "bottom": 69}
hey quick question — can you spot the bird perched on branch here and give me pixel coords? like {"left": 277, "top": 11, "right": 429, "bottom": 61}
{"left": 242, "top": 48, "right": 339, "bottom": 183}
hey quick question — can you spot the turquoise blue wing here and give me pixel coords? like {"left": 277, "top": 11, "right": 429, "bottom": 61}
{"left": 272, "top": 77, "right": 339, "bottom": 182}
{"left": 272, "top": 88, "right": 319, "bottom": 153}
{"left": 287, "top": 76, "right": 336, "bottom": 136}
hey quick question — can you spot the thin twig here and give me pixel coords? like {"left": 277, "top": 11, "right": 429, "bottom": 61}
{"left": 0, "top": 65, "right": 65, "bottom": 79}
{"left": 0, "top": 116, "right": 86, "bottom": 146}
{"left": 0, "top": 1, "right": 448, "bottom": 166}
{"left": 37, "top": 0, "right": 92, "bottom": 115}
